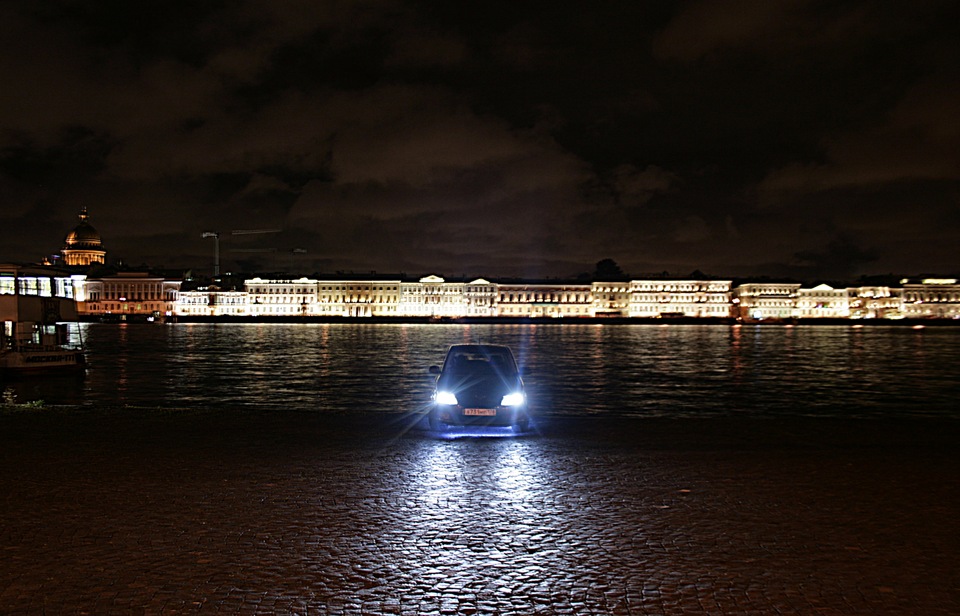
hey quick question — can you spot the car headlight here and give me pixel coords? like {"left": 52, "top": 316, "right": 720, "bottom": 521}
{"left": 500, "top": 392, "right": 526, "bottom": 407}
{"left": 434, "top": 391, "right": 458, "bottom": 405}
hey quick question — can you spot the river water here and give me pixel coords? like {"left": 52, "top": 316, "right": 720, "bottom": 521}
{"left": 5, "top": 322, "right": 959, "bottom": 419}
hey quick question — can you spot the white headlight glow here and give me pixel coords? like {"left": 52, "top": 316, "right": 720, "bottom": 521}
{"left": 434, "top": 391, "right": 458, "bottom": 405}
{"left": 500, "top": 392, "right": 526, "bottom": 407}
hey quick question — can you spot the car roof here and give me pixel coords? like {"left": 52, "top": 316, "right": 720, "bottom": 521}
{"left": 445, "top": 344, "right": 515, "bottom": 357}
{"left": 447, "top": 343, "right": 512, "bottom": 351}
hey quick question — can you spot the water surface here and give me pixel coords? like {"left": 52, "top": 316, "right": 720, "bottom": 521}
{"left": 5, "top": 323, "right": 959, "bottom": 419}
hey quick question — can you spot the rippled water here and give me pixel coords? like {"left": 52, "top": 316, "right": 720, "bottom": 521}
{"left": 5, "top": 322, "right": 960, "bottom": 419}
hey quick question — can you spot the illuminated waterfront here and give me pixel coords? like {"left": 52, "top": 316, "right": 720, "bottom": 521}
{"left": 6, "top": 322, "right": 959, "bottom": 420}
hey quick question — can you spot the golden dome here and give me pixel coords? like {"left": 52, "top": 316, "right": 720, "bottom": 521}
{"left": 62, "top": 207, "right": 106, "bottom": 266}
{"left": 64, "top": 208, "right": 103, "bottom": 248}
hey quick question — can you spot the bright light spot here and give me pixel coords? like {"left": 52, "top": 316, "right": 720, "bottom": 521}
{"left": 434, "top": 391, "right": 458, "bottom": 405}
{"left": 500, "top": 392, "right": 526, "bottom": 407}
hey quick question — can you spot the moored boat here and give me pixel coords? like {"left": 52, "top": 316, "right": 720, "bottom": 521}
{"left": 1, "top": 322, "right": 86, "bottom": 375}
{"left": 1, "top": 264, "right": 86, "bottom": 377}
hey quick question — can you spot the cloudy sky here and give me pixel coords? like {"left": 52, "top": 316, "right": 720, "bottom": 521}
{"left": 1, "top": 0, "right": 957, "bottom": 281}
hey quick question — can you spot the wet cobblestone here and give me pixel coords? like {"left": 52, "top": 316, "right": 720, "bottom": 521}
{"left": 1, "top": 411, "right": 958, "bottom": 614}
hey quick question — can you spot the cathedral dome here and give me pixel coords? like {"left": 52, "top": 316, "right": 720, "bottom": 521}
{"left": 65, "top": 221, "right": 102, "bottom": 247}
{"left": 62, "top": 207, "right": 106, "bottom": 266}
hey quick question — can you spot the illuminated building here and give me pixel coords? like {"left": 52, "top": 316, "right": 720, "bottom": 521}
{"left": 401, "top": 275, "right": 467, "bottom": 317}
{"left": 732, "top": 283, "right": 801, "bottom": 321}
{"left": 901, "top": 279, "right": 960, "bottom": 319}
{"left": 167, "top": 277, "right": 960, "bottom": 320}
{"left": 796, "top": 284, "right": 851, "bottom": 318}
{"left": 591, "top": 282, "right": 631, "bottom": 316}
{"left": 247, "top": 277, "right": 319, "bottom": 316}
{"left": 847, "top": 286, "right": 902, "bottom": 319}
{"left": 629, "top": 279, "right": 732, "bottom": 318}
{"left": 47, "top": 208, "right": 956, "bottom": 320}
{"left": 61, "top": 208, "right": 106, "bottom": 267}
{"left": 464, "top": 279, "right": 498, "bottom": 316}
{"left": 177, "top": 288, "right": 249, "bottom": 317}
{"left": 81, "top": 272, "right": 182, "bottom": 319}
{"left": 310, "top": 279, "right": 403, "bottom": 317}
{"left": 496, "top": 283, "right": 592, "bottom": 317}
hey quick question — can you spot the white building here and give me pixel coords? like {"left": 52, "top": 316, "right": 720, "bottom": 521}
{"left": 591, "top": 282, "right": 631, "bottom": 317}
{"left": 247, "top": 277, "right": 318, "bottom": 317}
{"left": 629, "top": 279, "right": 732, "bottom": 318}
{"left": 847, "top": 286, "right": 902, "bottom": 319}
{"left": 901, "top": 279, "right": 960, "bottom": 319}
{"left": 399, "top": 275, "right": 466, "bottom": 317}
{"left": 463, "top": 279, "right": 499, "bottom": 316}
{"left": 496, "top": 282, "right": 593, "bottom": 317}
{"left": 732, "top": 283, "right": 802, "bottom": 321}
{"left": 80, "top": 272, "right": 181, "bottom": 319}
{"left": 177, "top": 288, "right": 249, "bottom": 317}
{"left": 797, "top": 284, "right": 851, "bottom": 318}
{"left": 162, "top": 274, "right": 960, "bottom": 320}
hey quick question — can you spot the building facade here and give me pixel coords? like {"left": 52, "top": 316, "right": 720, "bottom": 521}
{"left": 629, "top": 279, "right": 732, "bottom": 318}
{"left": 901, "top": 279, "right": 960, "bottom": 319}
{"left": 80, "top": 272, "right": 182, "bottom": 319}
{"left": 848, "top": 286, "right": 902, "bottom": 319}
{"left": 496, "top": 283, "right": 593, "bottom": 318}
{"left": 49, "top": 208, "right": 957, "bottom": 321}
{"left": 53, "top": 272, "right": 960, "bottom": 321}
{"left": 796, "top": 284, "right": 851, "bottom": 319}
{"left": 732, "top": 283, "right": 802, "bottom": 320}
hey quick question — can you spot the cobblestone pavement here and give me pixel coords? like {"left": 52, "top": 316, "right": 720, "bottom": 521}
{"left": 1, "top": 410, "right": 958, "bottom": 614}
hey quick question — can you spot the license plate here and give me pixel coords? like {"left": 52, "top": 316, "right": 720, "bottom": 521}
{"left": 464, "top": 408, "right": 496, "bottom": 416}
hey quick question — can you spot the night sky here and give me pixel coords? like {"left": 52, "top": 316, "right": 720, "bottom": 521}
{"left": 1, "top": 1, "right": 957, "bottom": 282}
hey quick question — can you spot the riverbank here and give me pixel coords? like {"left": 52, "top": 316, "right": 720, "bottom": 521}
{"left": 2, "top": 408, "right": 957, "bottom": 614}
{"left": 85, "top": 313, "right": 960, "bottom": 326}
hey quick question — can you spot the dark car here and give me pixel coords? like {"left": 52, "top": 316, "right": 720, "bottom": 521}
{"left": 428, "top": 344, "right": 529, "bottom": 431}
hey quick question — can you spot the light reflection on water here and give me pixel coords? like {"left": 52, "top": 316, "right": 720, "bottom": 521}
{"left": 4, "top": 322, "right": 959, "bottom": 419}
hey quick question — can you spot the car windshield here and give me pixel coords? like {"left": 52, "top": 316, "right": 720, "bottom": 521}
{"left": 442, "top": 345, "right": 518, "bottom": 377}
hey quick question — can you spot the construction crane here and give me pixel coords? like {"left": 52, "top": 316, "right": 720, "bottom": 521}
{"left": 201, "top": 229, "right": 281, "bottom": 277}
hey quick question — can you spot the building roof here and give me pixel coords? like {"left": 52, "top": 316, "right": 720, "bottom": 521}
{"left": 63, "top": 208, "right": 105, "bottom": 250}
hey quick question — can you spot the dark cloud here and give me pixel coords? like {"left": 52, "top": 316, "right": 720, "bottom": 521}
{"left": 0, "top": 0, "right": 957, "bottom": 281}
{"left": 792, "top": 235, "right": 879, "bottom": 283}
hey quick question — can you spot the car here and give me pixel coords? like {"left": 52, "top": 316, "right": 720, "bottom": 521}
{"left": 428, "top": 344, "right": 530, "bottom": 431}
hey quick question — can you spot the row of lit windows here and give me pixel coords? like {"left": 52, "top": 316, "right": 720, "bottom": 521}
{"left": 87, "top": 292, "right": 174, "bottom": 301}
{"left": 0, "top": 276, "right": 74, "bottom": 299}
{"left": 632, "top": 284, "right": 732, "bottom": 292}
{"left": 904, "top": 292, "right": 960, "bottom": 302}
{"left": 498, "top": 306, "right": 590, "bottom": 315}
{"left": 632, "top": 295, "right": 729, "bottom": 302}
{"left": 97, "top": 303, "right": 161, "bottom": 312}
{"left": 738, "top": 286, "right": 800, "bottom": 296}
{"left": 500, "top": 293, "right": 591, "bottom": 303}
{"left": 743, "top": 300, "right": 796, "bottom": 306}
{"left": 631, "top": 305, "right": 730, "bottom": 314}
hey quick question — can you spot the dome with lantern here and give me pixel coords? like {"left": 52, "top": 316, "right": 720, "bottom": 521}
{"left": 62, "top": 207, "right": 106, "bottom": 267}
